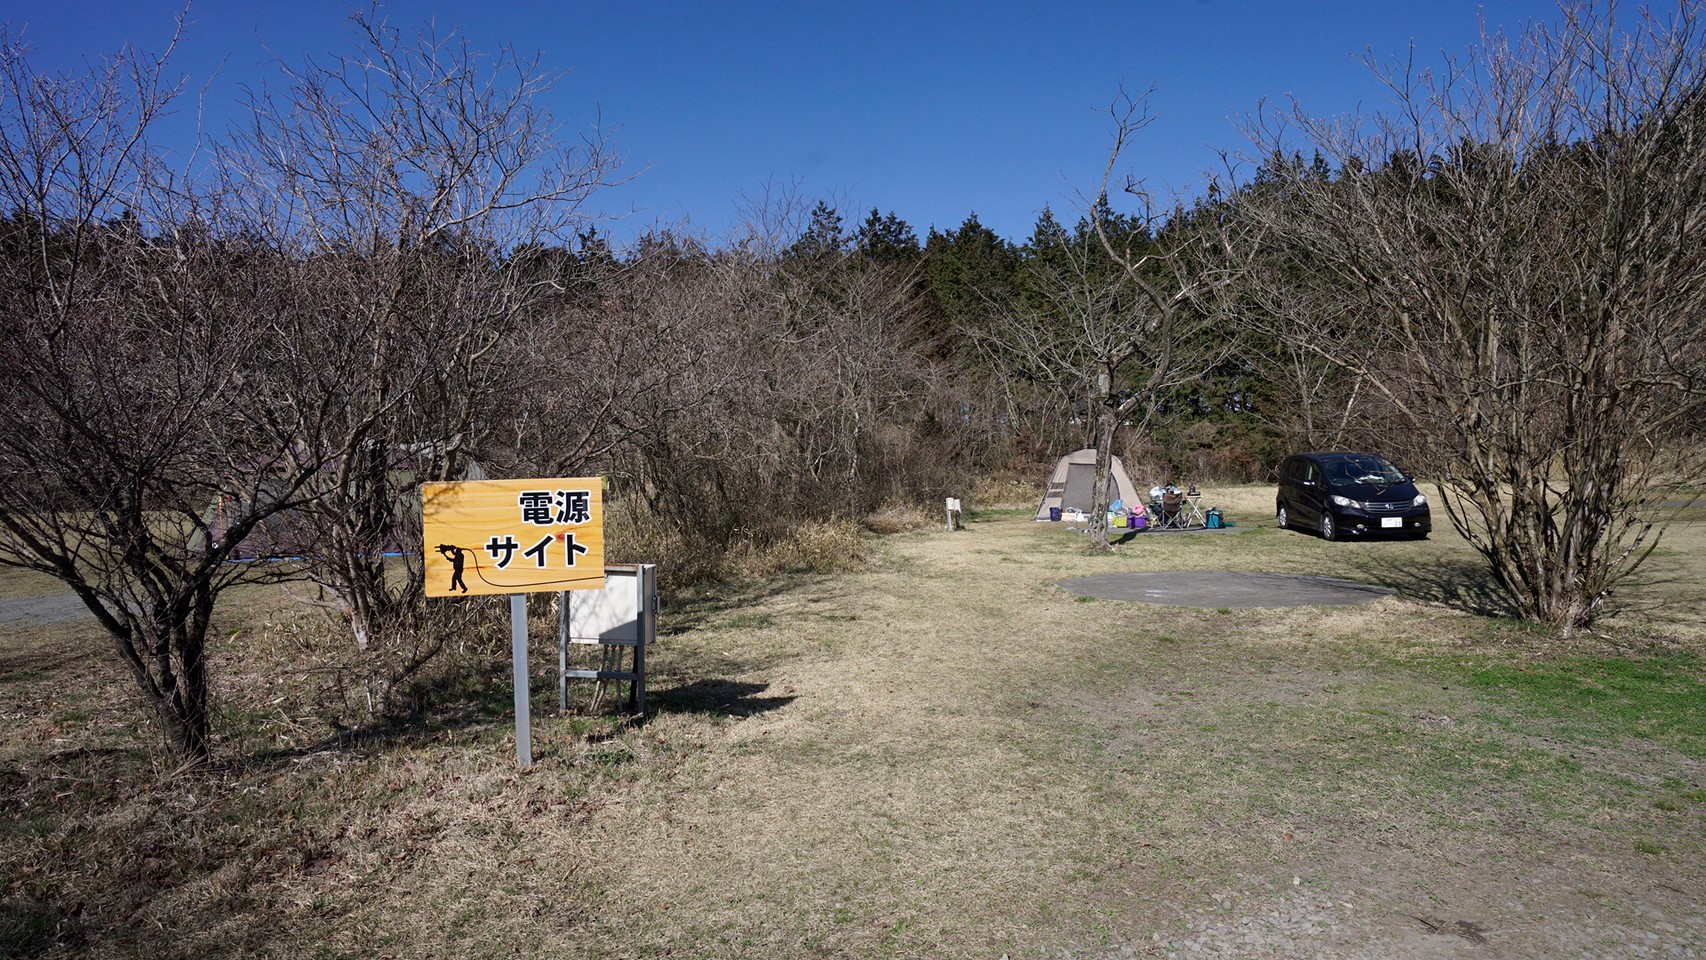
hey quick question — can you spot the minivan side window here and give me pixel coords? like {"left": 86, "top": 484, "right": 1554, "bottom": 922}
{"left": 1303, "top": 461, "right": 1320, "bottom": 485}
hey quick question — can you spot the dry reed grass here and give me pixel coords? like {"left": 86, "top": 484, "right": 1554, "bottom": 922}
{"left": 723, "top": 519, "right": 870, "bottom": 579}
{"left": 860, "top": 502, "right": 938, "bottom": 535}
{"left": 969, "top": 475, "right": 1040, "bottom": 509}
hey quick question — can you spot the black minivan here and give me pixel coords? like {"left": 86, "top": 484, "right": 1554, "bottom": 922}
{"left": 1276, "top": 452, "right": 1431, "bottom": 541}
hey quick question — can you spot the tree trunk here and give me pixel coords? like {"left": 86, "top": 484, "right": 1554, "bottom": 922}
{"left": 154, "top": 639, "right": 212, "bottom": 763}
{"left": 1087, "top": 371, "right": 1116, "bottom": 553}
{"left": 108, "top": 592, "right": 217, "bottom": 766}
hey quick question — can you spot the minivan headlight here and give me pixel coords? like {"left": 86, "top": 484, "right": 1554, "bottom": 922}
{"left": 1413, "top": 493, "right": 1428, "bottom": 507}
{"left": 1330, "top": 495, "right": 1363, "bottom": 509}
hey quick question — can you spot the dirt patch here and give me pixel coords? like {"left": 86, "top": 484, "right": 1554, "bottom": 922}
{"left": 1059, "top": 571, "right": 1393, "bottom": 608}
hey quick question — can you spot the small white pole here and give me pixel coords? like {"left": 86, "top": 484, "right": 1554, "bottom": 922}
{"left": 510, "top": 593, "right": 532, "bottom": 769}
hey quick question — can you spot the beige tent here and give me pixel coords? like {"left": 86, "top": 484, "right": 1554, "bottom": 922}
{"left": 1033, "top": 448, "right": 1144, "bottom": 521}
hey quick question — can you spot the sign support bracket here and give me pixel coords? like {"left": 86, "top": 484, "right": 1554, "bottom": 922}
{"left": 558, "top": 564, "right": 655, "bottom": 716}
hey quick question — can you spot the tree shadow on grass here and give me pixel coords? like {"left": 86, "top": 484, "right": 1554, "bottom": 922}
{"left": 1594, "top": 565, "right": 1706, "bottom": 637}
{"left": 660, "top": 569, "right": 865, "bottom": 639}
{"left": 0, "top": 896, "right": 76, "bottom": 959}
{"left": 647, "top": 679, "right": 796, "bottom": 719}
{"left": 247, "top": 672, "right": 795, "bottom": 766}
{"left": 265, "top": 680, "right": 794, "bottom": 768}
{"left": 0, "top": 621, "right": 107, "bottom": 687}
{"left": 1346, "top": 542, "right": 1706, "bottom": 633}
{"left": 233, "top": 661, "right": 529, "bottom": 765}
{"left": 1341, "top": 551, "right": 1517, "bottom": 619}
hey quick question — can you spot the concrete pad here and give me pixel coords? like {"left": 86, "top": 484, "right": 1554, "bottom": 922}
{"left": 1059, "top": 571, "right": 1393, "bottom": 609}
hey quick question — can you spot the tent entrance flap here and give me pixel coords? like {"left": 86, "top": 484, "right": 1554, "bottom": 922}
{"left": 1060, "top": 464, "right": 1094, "bottom": 512}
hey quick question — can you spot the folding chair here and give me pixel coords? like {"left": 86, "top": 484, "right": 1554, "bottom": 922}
{"left": 1160, "top": 493, "right": 1189, "bottom": 529}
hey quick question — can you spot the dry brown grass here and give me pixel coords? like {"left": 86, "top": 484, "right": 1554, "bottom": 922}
{"left": 604, "top": 502, "right": 874, "bottom": 591}
{"left": 722, "top": 519, "right": 870, "bottom": 579}
{"left": 0, "top": 565, "right": 81, "bottom": 602}
{"left": 968, "top": 475, "right": 1041, "bottom": 509}
{"left": 860, "top": 502, "right": 938, "bottom": 535}
{"left": 3, "top": 486, "right": 1704, "bottom": 958}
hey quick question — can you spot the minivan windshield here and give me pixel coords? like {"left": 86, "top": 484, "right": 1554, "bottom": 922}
{"left": 1323, "top": 455, "right": 1406, "bottom": 486}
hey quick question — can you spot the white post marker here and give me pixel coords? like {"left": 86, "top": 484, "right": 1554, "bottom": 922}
{"left": 946, "top": 497, "right": 963, "bottom": 531}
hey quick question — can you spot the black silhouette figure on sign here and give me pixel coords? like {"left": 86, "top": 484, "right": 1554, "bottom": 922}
{"left": 436, "top": 544, "right": 469, "bottom": 593}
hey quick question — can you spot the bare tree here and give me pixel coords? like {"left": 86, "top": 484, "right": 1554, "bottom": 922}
{"left": 985, "top": 89, "right": 1236, "bottom": 551}
{"left": 0, "top": 25, "right": 338, "bottom": 761}
{"left": 546, "top": 200, "right": 961, "bottom": 586}
{"left": 1216, "top": 154, "right": 1379, "bottom": 454}
{"left": 624, "top": 232, "right": 930, "bottom": 518}
{"left": 1234, "top": 1, "right": 1706, "bottom": 630}
{"left": 217, "top": 9, "right": 622, "bottom": 711}
{"left": 0, "top": 6, "right": 629, "bottom": 755}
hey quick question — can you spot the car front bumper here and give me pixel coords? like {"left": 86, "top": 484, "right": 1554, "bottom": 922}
{"left": 1331, "top": 507, "right": 1432, "bottom": 536}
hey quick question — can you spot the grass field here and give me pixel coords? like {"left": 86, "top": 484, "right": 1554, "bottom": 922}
{"left": 2, "top": 485, "right": 1703, "bottom": 958}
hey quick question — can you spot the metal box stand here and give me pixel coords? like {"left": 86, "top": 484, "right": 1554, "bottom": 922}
{"left": 557, "top": 564, "right": 656, "bottom": 713}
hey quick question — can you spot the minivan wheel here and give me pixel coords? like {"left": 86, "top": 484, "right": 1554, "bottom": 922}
{"left": 1320, "top": 513, "right": 1337, "bottom": 541}
{"left": 1277, "top": 505, "right": 1289, "bottom": 530}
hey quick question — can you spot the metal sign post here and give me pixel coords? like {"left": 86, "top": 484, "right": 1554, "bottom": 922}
{"left": 511, "top": 594, "right": 531, "bottom": 767}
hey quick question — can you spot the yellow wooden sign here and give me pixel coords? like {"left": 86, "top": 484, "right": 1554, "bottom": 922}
{"left": 422, "top": 478, "right": 605, "bottom": 597}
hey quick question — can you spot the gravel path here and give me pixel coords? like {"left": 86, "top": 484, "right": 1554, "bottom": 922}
{"left": 0, "top": 593, "right": 93, "bottom": 626}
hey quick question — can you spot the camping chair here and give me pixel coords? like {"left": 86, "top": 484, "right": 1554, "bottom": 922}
{"left": 1160, "top": 490, "right": 1189, "bottom": 529}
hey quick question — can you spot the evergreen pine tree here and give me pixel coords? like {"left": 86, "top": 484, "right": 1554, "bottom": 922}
{"left": 853, "top": 207, "right": 921, "bottom": 263}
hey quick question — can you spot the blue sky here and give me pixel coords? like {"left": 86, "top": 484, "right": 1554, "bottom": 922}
{"left": 6, "top": 1, "right": 1567, "bottom": 246}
